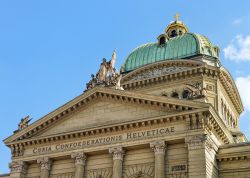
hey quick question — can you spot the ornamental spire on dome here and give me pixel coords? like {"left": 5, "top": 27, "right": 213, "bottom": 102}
{"left": 165, "top": 13, "right": 188, "bottom": 39}
{"left": 174, "top": 13, "right": 180, "bottom": 22}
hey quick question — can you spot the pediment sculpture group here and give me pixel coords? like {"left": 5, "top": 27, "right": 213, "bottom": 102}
{"left": 86, "top": 50, "right": 123, "bottom": 91}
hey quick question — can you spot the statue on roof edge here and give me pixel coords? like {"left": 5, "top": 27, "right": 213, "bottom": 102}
{"left": 85, "top": 50, "right": 124, "bottom": 91}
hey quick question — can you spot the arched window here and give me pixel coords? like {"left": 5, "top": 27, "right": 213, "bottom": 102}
{"left": 223, "top": 105, "right": 226, "bottom": 121}
{"left": 170, "top": 30, "right": 177, "bottom": 37}
{"left": 171, "top": 91, "right": 179, "bottom": 98}
{"left": 159, "top": 36, "right": 166, "bottom": 45}
{"left": 221, "top": 101, "right": 224, "bottom": 116}
{"left": 182, "top": 90, "right": 190, "bottom": 99}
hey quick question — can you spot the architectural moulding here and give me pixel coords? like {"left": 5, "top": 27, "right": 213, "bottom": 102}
{"left": 9, "top": 161, "right": 27, "bottom": 174}
{"left": 71, "top": 152, "right": 87, "bottom": 165}
{"left": 37, "top": 157, "right": 52, "bottom": 170}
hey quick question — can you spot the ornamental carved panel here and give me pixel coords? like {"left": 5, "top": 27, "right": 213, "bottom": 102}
{"left": 51, "top": 173, "right": 74, "bottom": 178}
{"left": 87, "top": 168, "right": 112, "bottom": 178}
{"left": 129, "top": 66, "right": 190, "bottom": 82}
{"left": 169, "top": 164, "right": 188, "bottom": 178}
{"left": 123, "top": 163, "right": 154, "bottom": 178}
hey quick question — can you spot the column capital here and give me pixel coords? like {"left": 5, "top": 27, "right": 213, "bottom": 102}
{"left": 109, "top": 147, "right": 125, "bottom": 161}
{"left": 9, "top": 161, "right": 28, "bottom": 174}
{"left": 37, "top": 157, "right": 52, "bottom": 170}
{"left": 71, "top": 152, "right": 87, "bottom": 165}
{"left": 150, "top": 140, "right": 166, "bottom": 154}
{"left": 185, "top": 134, "right": 218, "bottom": 151}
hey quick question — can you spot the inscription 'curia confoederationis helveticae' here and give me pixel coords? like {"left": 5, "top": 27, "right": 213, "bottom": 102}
{"left": 32, "top": 127, "right": 175, "bottom": 155}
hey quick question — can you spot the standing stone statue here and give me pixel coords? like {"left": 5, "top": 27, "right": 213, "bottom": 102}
{"left": 97, "top": 58, "right": 108, "bottom": 83}
{"left": 85, "top": 50, "right": 123, "bottom": 91}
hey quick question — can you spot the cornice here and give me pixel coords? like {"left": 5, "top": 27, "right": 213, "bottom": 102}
{"left": 8, "top": 106, "right": 236, "bottom": 159}
{"left": 6, "top": 104, "right": 238, "bottom": 159}
{"left": 8, "top": 108, "right": 208, "bottom": 147}
{"left": 121, "top": 59, "right": 205, "bottom": 83}
{"left": 121, "top": 62, "right": 219, "bottom": 90}
{"left": 5, "top": 87, "right": 209, "bottom": 145}
{"left": 208, "top": 106, "right": 234, "bottom": 144}
{"left": 217, "top": 152, "right": 250, "bottom": 162}
{"left": 219, "top": 67, "right": 244, "bottom": 114}
{"left": 120, "top": 60, "right": 243, "bottom": 115}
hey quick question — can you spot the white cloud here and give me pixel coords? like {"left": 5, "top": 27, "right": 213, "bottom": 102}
{"left": 233, "top": 18, "right": 242, "bottom": 25}
{"left": 236, "top": 76, "right": 250, "bottom": 111}
{"left": 223, "top": 35, "right": 250, "bottom": 61}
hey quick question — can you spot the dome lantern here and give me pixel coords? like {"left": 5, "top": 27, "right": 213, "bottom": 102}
{"left": 165, "top": 13, "right": 188, "bottom": 39}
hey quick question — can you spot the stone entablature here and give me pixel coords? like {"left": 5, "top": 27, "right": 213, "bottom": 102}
{"left": 6, "top": 104, "right": 236, "bottom": 161}
{"left": 121, "top": 60, "right": 243, "bottom": 116}
{"left": 28, "top": 126, "right": 176, "bottom": 157}
{"left": 217, "top": 143, "right": 250, "bottom": 161}
{"left": 9, "top": 161, "right": 28, "bottom": 174}
{"left": 217, "top": 143, "right": 250, "bottom": 178}
{"left": 7, "top": 107, "right": 236, "bottom": 161}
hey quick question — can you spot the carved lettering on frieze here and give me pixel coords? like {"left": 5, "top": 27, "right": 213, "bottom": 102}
{"left": 130, "top": 66, "right": 190, "bottom": 82}
{"left": 29, "top": 127, "right": 176, "bottom": 156}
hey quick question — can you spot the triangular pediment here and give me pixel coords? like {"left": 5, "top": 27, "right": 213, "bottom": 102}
{"left": 4, "top": 87, "right": 209, "bottom": 145}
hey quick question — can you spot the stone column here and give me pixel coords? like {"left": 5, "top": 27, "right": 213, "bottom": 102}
{"left": 109, "top": 147, "right": 124, "bottom": 178}
{"left": 37, "top": 157, "right": 51, "bottom": 178}
{"left": 150, "top": 140, "right": 166, "bottom": 178}
{"left": 9, "top": 161, "right": 28, "bottom": 178}
{"left": 71, "top": 152, "right": 87, "bottom": 178}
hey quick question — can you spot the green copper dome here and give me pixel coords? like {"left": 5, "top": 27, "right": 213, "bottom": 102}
{"left": 122, "top": 33, "right": 219, "bottom": 73}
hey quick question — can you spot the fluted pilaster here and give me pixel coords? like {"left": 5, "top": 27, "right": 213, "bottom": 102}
{"left": 71, "top": 152, "right": 87, "bottom": 178}
{"left": 109, "top": 147, "right": 125, "bottom": 178}
{"left": 150, "top": 140, "right": 166, "bottom": 178}
{"left": 9, "top": 161, "right": 27, "bottom": 178}
{"left": 37, "top": 157, "right": 51, "bottom": 178}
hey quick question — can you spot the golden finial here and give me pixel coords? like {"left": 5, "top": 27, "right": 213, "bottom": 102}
{"left": 174, "top": 13, "right": 180, "bottom": 21}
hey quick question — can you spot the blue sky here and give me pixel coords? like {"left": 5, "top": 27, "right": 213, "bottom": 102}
{"left": 1, "top": 0, "right": 250, "bottom": 173}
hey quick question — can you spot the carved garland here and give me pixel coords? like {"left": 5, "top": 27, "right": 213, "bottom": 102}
{"left": 122, "top": 66, "right": 218, "bottom": 90}
{"left": 122, "top": 60, "right": 204, "bottom": 83}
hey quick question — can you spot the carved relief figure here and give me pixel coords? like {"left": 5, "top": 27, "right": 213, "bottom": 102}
{"left": 184, "top": 82, "right": 206, "bottom": 99}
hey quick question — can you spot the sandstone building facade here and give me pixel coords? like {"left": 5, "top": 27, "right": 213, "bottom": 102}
{"left": 1, "top": 15, "right": 250, "bottom": 178}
